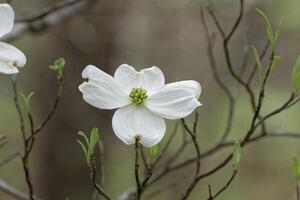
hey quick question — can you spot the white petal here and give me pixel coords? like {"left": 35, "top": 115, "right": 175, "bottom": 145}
{"left": 145, "top": 80, "right": 202, "bottom": 120}
{"left": 0, "top": 4, "right": 14, "bottom": 38}
{"left": 114, "top": 64, "right": 165, "bottom": 94}
{"left": 0, "top": 60, "right": 18, "bottom": 74}
{"left": 0, "top": 42, "right": 26, "bottom": 67}
{"left": 79, "top": 65, "right": 130, "bottom": 109}
{"left": 112, "top": 105, "right": 166, "bottom": 147}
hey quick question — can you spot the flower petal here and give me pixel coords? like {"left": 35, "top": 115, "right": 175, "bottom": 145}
{"left": 0, "top": 4, "right": 14, "bottom": 38}
{"left": 112, "top": 105, "right": 166, "bottom": 147}
{"left": 145, "top": 80, "right": 202, "bottom": 120}
{"left": 79, "top": 65, "right": 130, "bottom": 109}
{"left": 0, "top": 42, "right": 26, "bottom": 68}
{"left": 114, "top": 64, "right": 165, "bottom": 94}
{"left": 0, "top": 61, "right": 18, "bottom": 74}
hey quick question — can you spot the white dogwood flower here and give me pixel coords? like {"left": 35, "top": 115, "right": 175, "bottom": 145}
{"left": 79, "top": 64, "right": 202, "bottom": 147}
{"left": 0, "top": 4, "right": 26, "bottom": 74}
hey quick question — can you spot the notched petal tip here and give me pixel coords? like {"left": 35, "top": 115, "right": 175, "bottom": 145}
{"left": 81, "top": 65, "right": 98, "bottom": 79}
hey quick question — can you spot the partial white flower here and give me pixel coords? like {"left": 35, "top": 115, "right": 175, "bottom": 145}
{"left": 79, "top": 64, "right": 202, "bottom": 147}
{"left": 0, "top": 4, "right": 26, "bottom": 74}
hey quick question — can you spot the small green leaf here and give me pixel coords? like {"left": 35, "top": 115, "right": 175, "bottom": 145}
{"left": 271, "top": 55, "right": 283, "bottom": 69}
{"left": 150, "top": 144, "right": 160, "bottom": 159}
{"left": 273, "top": 8, "right": 294, "bottom": 49}
{"left": 256, "top": 8, "right": 274, "bottom": 46}
{"left": 78, "top": 131, "right": 89, "bottom": 147}
{"left": 232, "top": 142, "right": 242, "bottom": 170}
{"left": 293, "top": 157, "right": 300, "bottom": 181}
{"left": 292, "top": 56, "right": 300, "bottom": 90}
{"left": 87, "top": 127, "right": 100, "bottom": 163}
{"left": 251, "top": 46, "right": 264, "bottom": 81}
{"left": 19, "top": 92, "right": 34, "bottom": 112}
{"left": 77, "top": 140, "right": 88, "bottom": 163}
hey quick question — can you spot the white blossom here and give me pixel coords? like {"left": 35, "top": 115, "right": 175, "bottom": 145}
{"left": 79, "top": 64, "right": 202, "bottom": 147}
{"left": 0, "top": 4, "right": 26, "bottom": 74}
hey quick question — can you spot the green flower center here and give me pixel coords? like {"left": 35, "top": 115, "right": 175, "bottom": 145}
{"left": 129, "top": 88, "right": 148, "bottom": 105}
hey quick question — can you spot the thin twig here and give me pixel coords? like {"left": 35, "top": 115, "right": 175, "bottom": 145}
{"left": 0, "top": 152, "right": 20, "bottom": 168}
{"left": 200, "top": 6, "right": 235, "bottom": 142}
{"left": 181, "top": 119, "right": 201, "bottom": 199}
{"left": 207, "top": 170, "right": 238, "bottom": 200}
{"left": 3, "top": 0, "right": 97, "bottom": 42}
{"left": 135, "top": 138, "right": 142, "bottom": 200}
{"left": 89, "top": 157, "right": 111, "bottom": 200}
{"left": 12, "top": 76, "right": 34, "bottom": 200}
{"left": 154, "top": 122, "right": 179, "bottom": 165}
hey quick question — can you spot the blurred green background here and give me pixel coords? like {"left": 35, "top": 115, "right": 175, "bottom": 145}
{"left": 1, "top": 0, "right": 300, "bottom": 199}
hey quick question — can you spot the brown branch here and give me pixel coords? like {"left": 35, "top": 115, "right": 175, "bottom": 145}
{"left": 0, "top": 152, "right": 20, "bottom": 168}
{"left": 3, "top": 0, "right": 97, "bottom": 42}
{"left": 134, "top": 138, "right": 142, "bottom": 200}
{"left": 200, "top": 7, "right": 235, "bottom": 142}
{"left": 154, "top": 122, "right": 179, "bottom": 165}
{"left": 89, "top": 157, "right": 111, "bottom": 200}
{"left": 207, "top": 170, "right": 238, "bottom": 200}
{"left": 181, "top": 119, "right": 201, "bottom": 199}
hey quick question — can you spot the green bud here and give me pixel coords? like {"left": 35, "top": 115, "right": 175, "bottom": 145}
{"left": 232, "top": 142, "right": 242, "bottom": 170}
{"left": 49, "top": 58, "right": 66, "bottom": 80}
{"left": 293, "top": 157, "right": 300, "bottom": 181}
{"left": 19, "top": 92, "right": 34, "bottom": 112}
{"left": 150, "top": 144, "right": 160, "bottom": 159}
{"left": 292, "top": 56, "right": 300, "bottom": 91}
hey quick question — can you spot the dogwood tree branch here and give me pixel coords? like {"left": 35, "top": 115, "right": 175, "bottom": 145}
{"left": 3, "top": 0, "right": 97, "bottom": 42}
{"left": 200, "top": 7, "right": 235, "bottom": 142}
{"left": 134, "top": 138, "right": 142, "bottom": 200}
{"left": 207, "top": 170, "right": 238, "bottom": 200}
{"left": 89, "top": 157, "right": 111, "bottom": 200}
{"left": 181, "top": 118, "right": 201, "bottom": 200}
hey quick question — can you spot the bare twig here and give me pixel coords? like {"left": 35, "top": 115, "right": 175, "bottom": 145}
{"left": 89, "top": 157, "right": 111, "bottom": 200}
{"left": 200, "top": 7, "right": 235, "bottom": 142}
{"left": 207, "top": 170, "right": 238, "bottom": 200}
{"left": 3, "top": 0, "right": 97, "bottom": 42}
{"left": 154, "top": 122, "right": 179, "bottom": 166}
{"left": 0, "top": 152, "right": 20, "bottom": 168}
{"left": 135, "top": 138, "right": 142, "bottom": 200}
{"left": 181, "top": 119, "right": 201, "bottom": 199}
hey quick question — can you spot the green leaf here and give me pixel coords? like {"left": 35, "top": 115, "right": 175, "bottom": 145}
{"left": 273, "top": 8, "right": 294, "bottom": 49}
{"left": 293, "top": 157, "right": 300, "bottom": 181}
{"left": 271, "top": 55, "right": 283, "bottom": 69}
{"left": 292, "top": 56, "right": 300, "bottom": 90}
{"left": 232, "top": 142, "right": 242, "bottom": 170}
{"left": 19, "top": 92, "right": 34, "bottom": 112}
{"left": 150, "top": 144, "right": 160, "bottom": 159}
{"left": 77, "top": 140, "right": 88, "bottom": 163}
{"left": 78, "top": 131, "right": 89, "bottom": 147}
{"left": 87, "top": 127, "right": 100, "bottom": 164}
{"left": 256, "top": 9, "right": 274, "bottom": 45}
{"left": 251, "top": 46, "right": 264, "bottom": 81}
